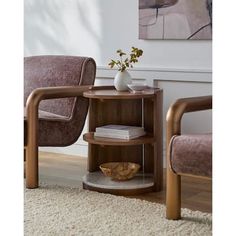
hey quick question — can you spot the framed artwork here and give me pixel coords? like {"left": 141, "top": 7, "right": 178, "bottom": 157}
{"left": 139, "top": 0, "right": 212, "bottom": 40}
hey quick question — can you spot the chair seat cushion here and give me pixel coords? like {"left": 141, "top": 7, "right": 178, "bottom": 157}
{"left": 24, "top": 108, "right": 68, "bottom": 121}
{"left": 24, "top": 108, "right": 75, "bottom": 147}
{"left": 170, "top": 134, "right": 212, "bottom": 177}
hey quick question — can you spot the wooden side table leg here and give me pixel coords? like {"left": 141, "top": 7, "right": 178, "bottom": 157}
{"left": 88, "top": 144, "right": 99, "bottom": 172}
{"left": 154, "top": 90, "right": 163, "bottom": 191}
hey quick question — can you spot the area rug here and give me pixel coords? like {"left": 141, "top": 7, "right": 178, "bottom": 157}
{"left": 25, "top": 183, "right": 212, "bottom": 236}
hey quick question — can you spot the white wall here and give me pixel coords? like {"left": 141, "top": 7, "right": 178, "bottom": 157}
{"left": 24, "top": 0, "right": 211, "bottom": 70}
{"left": 24, "top": 0, "right": 212, "bottom": 159}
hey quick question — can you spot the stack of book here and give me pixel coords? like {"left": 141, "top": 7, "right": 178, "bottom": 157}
{"left": 94, "top": 125, "right": 146, "bottom": 140}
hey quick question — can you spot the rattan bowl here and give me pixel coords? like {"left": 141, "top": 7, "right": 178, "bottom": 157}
{"left": 99, "top": 162, "right": 140, "bottom": 181}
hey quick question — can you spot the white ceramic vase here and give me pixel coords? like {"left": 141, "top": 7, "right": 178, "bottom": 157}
{"left": 114, "top": 70, "right": 132, "bottom": 91}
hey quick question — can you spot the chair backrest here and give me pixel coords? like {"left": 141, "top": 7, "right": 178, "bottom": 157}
{"left": 24, "top": 55, "right": 96, "bottom": 118}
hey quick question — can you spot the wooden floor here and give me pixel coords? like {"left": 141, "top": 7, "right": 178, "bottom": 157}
{"left": 38, "top": 151, "right": 212, "bottom": 213}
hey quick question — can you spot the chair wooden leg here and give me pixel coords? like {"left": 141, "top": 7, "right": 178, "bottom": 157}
{"left": 26, "top": 99, "right": 39, "bottom": 189}
{"left": 26, "top": 143, "right": 38, "bottom": 189}
{"left": 166, "top": 168, "right": 181, "bottom": 220}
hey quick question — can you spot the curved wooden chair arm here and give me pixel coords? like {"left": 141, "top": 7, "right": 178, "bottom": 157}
{"left": 26, "top": 85, "right": 92, "bottom": 108}
{"left": 25, "top": 85, "right": 92, "bottom": 122}
{"left": 166, "top": 96, "right": 212, "bottom": 142}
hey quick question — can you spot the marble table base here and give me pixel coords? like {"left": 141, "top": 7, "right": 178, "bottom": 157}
{"left": 83, "top": 171, "right": 154, "bottom": 190}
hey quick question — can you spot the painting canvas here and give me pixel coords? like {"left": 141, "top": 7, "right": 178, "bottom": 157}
{"left": 139, "top": 0, "right": 212, "bottom": 40}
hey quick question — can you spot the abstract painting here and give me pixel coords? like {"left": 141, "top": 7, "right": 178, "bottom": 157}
{"left": 139, "top": 0, "right": 212, "bottom": 39}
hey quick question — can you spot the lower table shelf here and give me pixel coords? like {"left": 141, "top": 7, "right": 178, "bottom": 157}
{"left": 82, "top": 172, "right": 155, "bottom": 195}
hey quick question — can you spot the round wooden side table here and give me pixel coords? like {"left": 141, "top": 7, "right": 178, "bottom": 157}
{"left": 82, "top": 86, "right": 163, "bottom": 195}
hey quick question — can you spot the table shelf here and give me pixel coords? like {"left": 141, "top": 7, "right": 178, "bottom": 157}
{"left": 83, "top": 171, "right": 155, "bottom": 195}
{"left": 83, "top": 132, "right": 155, "bottom": 146}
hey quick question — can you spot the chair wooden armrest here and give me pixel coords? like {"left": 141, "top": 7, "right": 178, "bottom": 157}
{"left": 26, "top": 85, "right": 92, "bottom": 107}
{"left": 166, "top": 96, "right": 212, "bottom": 141}
{"left": 26, "top": 85, "right": 92, "bottom": 130}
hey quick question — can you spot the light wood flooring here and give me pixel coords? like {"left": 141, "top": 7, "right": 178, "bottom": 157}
{"left": 38, "top": 151, "right": 212, "bottom": 213}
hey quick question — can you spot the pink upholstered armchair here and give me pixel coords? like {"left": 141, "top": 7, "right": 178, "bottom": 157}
{"left": 166, "top": 96, "right": 212, "bottom": 219}
{"left": 24, "top": 56, "right": 96, "bottom": 189}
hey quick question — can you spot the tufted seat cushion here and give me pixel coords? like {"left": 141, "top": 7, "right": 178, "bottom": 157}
{"left": 170, "top": 134, "right": 212, "bottom": 177}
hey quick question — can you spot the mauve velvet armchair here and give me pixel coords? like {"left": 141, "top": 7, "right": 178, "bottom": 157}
{"left": 166, "top": 96, "right": 212, "bottom": 220}
{"left": 24, "top": 55, "right": 96, "bottom": 189}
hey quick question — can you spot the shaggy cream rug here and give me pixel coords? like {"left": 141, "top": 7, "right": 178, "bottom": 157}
{"left": 24, "top": 183, "right": 212, "bottom": 236}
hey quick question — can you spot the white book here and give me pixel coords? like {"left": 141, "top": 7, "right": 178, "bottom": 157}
{"left": 95, "top": 125, "right": 144, "bottom": 135}
{"left": 94, "top": 130, "right": 146, "bottom": 140}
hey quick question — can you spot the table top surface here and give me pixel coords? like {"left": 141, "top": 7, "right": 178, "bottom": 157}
{"left": 83, "top": 88, "right": 161, "bottom": 99}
